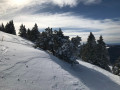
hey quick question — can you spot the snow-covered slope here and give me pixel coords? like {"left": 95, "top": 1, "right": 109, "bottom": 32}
{"left": 0, "top": 31, "right": 120, "bottom": 90}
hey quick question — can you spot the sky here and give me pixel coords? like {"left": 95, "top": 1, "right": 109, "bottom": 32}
{"left": 0, "top": 0, "right": 120, "bottom": 44}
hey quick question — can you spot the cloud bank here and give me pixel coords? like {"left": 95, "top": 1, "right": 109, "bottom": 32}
{"left": 0, "top": 0, "right": 120, "bottom": 44}
{"left": 0, "top": 0, "right": 102, "bottom": 14}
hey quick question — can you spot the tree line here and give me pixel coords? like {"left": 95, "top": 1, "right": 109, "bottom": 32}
{"left": 18, "top": 23, "right": 81, "bottom": 65}
{"left": 0, "top": 20, "right": 16, "bottom": 35}
{"left": 80, "top": 33, "right": 110, "bottom": 71}
{"left": 0, "top": 20, "right": 120, "bottom": 75}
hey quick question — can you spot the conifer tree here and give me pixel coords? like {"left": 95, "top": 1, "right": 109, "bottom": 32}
{"left": 0, "top": 23, "right": 5, "bottom": 32}
{"left": 56, "top": 35, "right": 81, "bottom": 64}
{"left": 5, "top": 20, "right": 16, "bottom": 35}
{"left": 44, "top": 27, "right": 53, "bottom": 51}
{"left": 112, "top": 57, "right": 120, "bottom": 76}
{"left": 35, "top": 27, "right": 81, "bottom": 64}
{"left": 57, "top": 28, "right": 64, "bottom": 37}
{"left": 5, "top": 22, "right": 9, "bottom": 33}
{"left": 53, "top": 28, "right": 65, "bottom": 55}
{"left": 26, "top": 28, "right": 32, "bottom": 40}
{"left": 19, "top": 24, "right": 27, "bottom": 38}
{"left": 35, "top": 27, "right": 53, "bottom": 50}
{"left": 45, "top": 27, "right": 53, "bottom": 36}
{"left": 36, "top": 27, "right": 53, "bottom": 50}
{"left": 79, "top": 43, "right": 86, "bottom": 58}
{"left": 71, "top": 36, "right": 81, "bottom": 58}
{"left": 80, "top": 33, "right": 111, "bottom": 71}
{"left": 31, "top": 23, "right": 40, "bottom": 42}
{"left": 97, "top": 35, "right": 110, "bottom": 71}
{"left": 81, "top": 32, "right": 97, "bottom": 63}
{"left": 57, "top": 39, "right": 71, "bottom": 62}
{"left": 38, "top": 31, "right": 48, "bottom": 50}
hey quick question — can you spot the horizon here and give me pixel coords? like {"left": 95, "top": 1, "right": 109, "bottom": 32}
{"left": 0, "top": 0, "right": 120, "bottom": 44}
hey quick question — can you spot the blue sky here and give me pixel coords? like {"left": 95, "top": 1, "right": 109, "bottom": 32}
{"left": 0, "top": 0, "right": 120, "bottom": 44}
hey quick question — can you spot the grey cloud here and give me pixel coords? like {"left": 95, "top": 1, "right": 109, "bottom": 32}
{"left": 81, "top": 0, "right": 102, "bottom": 5}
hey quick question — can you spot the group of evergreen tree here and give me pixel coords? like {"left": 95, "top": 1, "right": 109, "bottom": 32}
{"left": 0, "top": 20, "right": 16, "bottom": 35}
{"left": 1, "top": 20, "right": 114, "bottom": 72}
{"left": 18, "top": 23, "right": 40, "bottom": 42}
{"left": 112, "top": 57, "right": 120, "bottom": 76}
{"left": 36, "top": 27, "right": 81, "bottom": 64}
{"left": 80, "top": 32, "right": 111, "bottom": 71}
{"left": 18, "top": 24, "right": 81, "bottom": 64}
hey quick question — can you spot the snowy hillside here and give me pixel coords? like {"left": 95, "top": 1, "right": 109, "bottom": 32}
{"left": 0, "top": 31, "right": 120, "bottom": 90}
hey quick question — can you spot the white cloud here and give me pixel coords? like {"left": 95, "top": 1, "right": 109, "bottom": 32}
{"left": 0, "top": 0, "right": 102, "bottom": 21}
{"left": 0, "top": 0, "right": 120, "bottom": 43}
{"left": 49, "top": 0, "right": 102, "bottom": 7}
{"left": 0, "top": 0, "right": 102, "bottom": 15}
{"left": 1, "top": 12, "right": 119, "bottom": 43}
{"left": 51, "top": 0, "right": 78, "bottom": 7}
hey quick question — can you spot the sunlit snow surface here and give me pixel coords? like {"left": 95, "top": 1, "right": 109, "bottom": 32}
{"left": 0, "top": 31, "right": 120, "bottom": 90}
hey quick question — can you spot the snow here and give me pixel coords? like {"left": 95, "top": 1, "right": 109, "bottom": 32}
{"left": 77, "top": 60, "right": 120, "bottom": 90}
{"left": 0, "top": 31, "right": 120, "bottom": 90}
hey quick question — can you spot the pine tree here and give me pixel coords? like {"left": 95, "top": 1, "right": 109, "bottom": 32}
{"left": 35, "top": 27, "right": 81, "bottom": 64}
{"left": 38, "top": 31, "right": 48, "bottom": 50}
{"left": 97, "top": 35, "right": 110, "bottom": 71}
{"left": 19, "top": 24, "right": 27, "bottom": 38}
{"left": 80, "top": 34, "right": 111, "bottom": 71}
{"left": 45, "top": 27, "right": 53, "bottom": 51}
{"left": 26, "top": 28, "right": 32, "bottom": 40}
{"left": 53, "top": 28, "right": 65, "bottom": 55}
{"left": 80, "top": 43, "right": 86, "bottom": 58}
{"left": 5, "top": 20, "right": 16, "bottom": 35}
{"left": 31, "top": 23, "right": 40, "bottom": 42}
{"left": 87, "top": 32, "right": 96, "bottom": 45}
{"left": 56, "top": 35, "right": 81, "bottom": 64}
{"left": 81, "top": 32, "right": 97, "bottom": 64}
{"left": 57, "top": 40, "right": 72, "bottom": 62}
{"left": 0, "top": 23, "right": 5, "bottom": 32}
{"left": 71, "top": 36, "right": 81, "bottom": 58}
{"left": 112, "top": 57, "right": 120, "bottom": 76}
{"left": 57, "top": 28, "right": 64, "bottom": 37}
{"left": 45, "top": 27, "right": 53, "bottom": 36}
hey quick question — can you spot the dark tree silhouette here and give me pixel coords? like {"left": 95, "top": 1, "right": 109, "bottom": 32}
{"left": 30, "top": 23, "right": 40, "bottom": 42}
{"left": 5, "top": 20, "right": 16, "bottom": 35}
{"left": 19, "top": 24, "right": 27, "bottom": 38}
{"left": 112, "top": 57, "right": 120, "bottom": 76}
{"left": 0, "top": 23, "right": 5, "bottom": 32}
{"left": 96, "top": 35, "right": 110, "bottom": 71}
{"left": 81, "top": 32, "right": 97, "bottom": 63}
